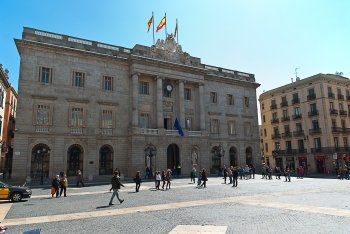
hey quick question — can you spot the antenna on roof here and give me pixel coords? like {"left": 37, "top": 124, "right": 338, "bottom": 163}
{"left": 295, "top": 67, "right": 300, "bottom": 81}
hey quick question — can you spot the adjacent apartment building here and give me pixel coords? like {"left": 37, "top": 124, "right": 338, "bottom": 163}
{"left": 13, "top": 27, "right": 260, "bottom": 181}
{"left": 259, "top": 74, "right": 350, "bottom": 174}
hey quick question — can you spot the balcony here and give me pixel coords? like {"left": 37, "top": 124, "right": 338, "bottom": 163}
{"left": 101, "top": 128, "right": 113, "bottom": 136}
{"left": 307, "top": 93, "right": 316, "bottom": 101}
{"left": 311, "top": 147, "right": 350, "bottom": 154}
{"left": 281, "top": 132, "right": 292, "bottom": 138}
{"left": 271, "top": 133, "right": 281, "bottom": 139}
{"left": 271, "top": 118, "right": 279, "bottom": 124}
{"left": 281, "top": 116, "right": 290, "bottom": 122}
{"left": 308, "top": 110, "right": 319, "bottom": 116}
{"left": 141, "top": 128, "right": 159, "bottom": 135}
{"left": 280, "top": 101, "right": 288, "bottom": 108}
{"left": 338, "top": 94, "right": 344, "bottom": 100}
{"left": 270, "top": 104, "right": 277, "bottom": 110}
{"left": 332, "top": 127, "right": 343, "bottom": 133}
{"left": 339, "top": 110, "right": 347, "bottom": 117}
{"left": 328, "top": 92, "right": 335, "bottom": 99}
{"left": 292, "top": 98, "right": 300, "bottom": 105}
{"left": 293, "top": 130, "right": 305, "bottom": 137}
{"left": 311, "top": 148, "right": 323, "bottom": 153}
{"left": 35, "top": 125, "right": 50, "bottom": 133}
{"left": 330, "top": 109, "right": 338, "bottom": 116}
{"left": 309, "top": 128, "right": 322, "bottom": 135}
{"left": 294, "top": 148, "right": 307, "bottom": 154}
{"left": 70, "top": 127, "right": 83, "bottom": 135}
{"left": 292, "top": 114, "right": 302, "bottom": 120}
{"left": 272, "top": 149, "right": 293, "bottom": 156}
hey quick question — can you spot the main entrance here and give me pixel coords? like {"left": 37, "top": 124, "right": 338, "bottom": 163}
{"left": 99, "top": 145, "right": 113, "bottom": 175}
{"left": 229, "top": 147, "right": 237, "bottom": 166}
{"left": 167, "top": 144, "right": 180, "bottom": 175}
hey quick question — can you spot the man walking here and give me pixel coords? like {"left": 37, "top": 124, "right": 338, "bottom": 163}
{"left": 109, "top": 171, "right": 125, "bottom": 206}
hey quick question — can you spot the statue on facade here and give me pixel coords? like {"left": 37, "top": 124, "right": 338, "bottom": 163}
{"left": 191, "top": 149, "right": 198, "bottom": 165}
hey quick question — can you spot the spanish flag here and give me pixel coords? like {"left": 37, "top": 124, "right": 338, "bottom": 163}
{"left": 156, "top": 15, "right": 166, "bottom": 32}
{"left": 147, "top": 15, "right": 153, "bottom": 32}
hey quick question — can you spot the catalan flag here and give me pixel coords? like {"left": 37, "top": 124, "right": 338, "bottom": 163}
{"left": 147, "top": 15, "right": 153, "bottom": 32}
{"left": 156, "top": 15, "right": 166, "bottom": 32}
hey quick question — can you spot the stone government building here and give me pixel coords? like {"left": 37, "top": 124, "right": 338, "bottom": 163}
{"left": 13, "top": 27, "right": 260, "bottom": 181}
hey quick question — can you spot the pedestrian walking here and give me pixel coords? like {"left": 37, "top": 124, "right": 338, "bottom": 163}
{"left": 133, "top": 171, "right": 142, "bottom": 192}
{"left": 197, "top": 171, "right": 202, "bottom": 186}
{"left": 284, "top": 166, "right": 291, "bottom": 182}
{"left": 165, "top": 169, "right": 172, "bottom": 190}
{"left": 161, "top": 170, "right": 166, "bottom": 189}
{"left": 275, "top": 166, "right": 281, "bottom": 179}
{"left": 109, "top": 171, "right": 125, "bottom": 206}
{"left": 199, "top": 168, "right": 208, "bottom": 188}
{"left": 76, "top": 170, "right": 84, "bottom": 187}
{"left": 223, "top": 166, "right": 228, "bottom": 184}
{"left": 59, "top": 174, "right": 68, "bottom": 197}
{"left": 228, "top": 166, "right": 233, "bottom": 184}
{"left": 232, "top": 166, "right": 238, "bottom": 187}
{"left": 155, "top": 171, "right": 161, "bottom": 190}
{"left": 51, "top": 175, "right": 60, "bottom": 198}
{"left": 250, "top": 165, "right": 256, "bottom": 179}
{"left": 190, "top": 167, "right": 197, "bottom": 184}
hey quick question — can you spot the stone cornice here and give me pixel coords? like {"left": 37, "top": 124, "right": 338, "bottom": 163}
{"left": 66, "top": 98, "right": 90, "bottom": 103}
{"left": 97, "top": 101, "right": 119, "bottom": 106}
{"left": 208, "top": 111, "right": 222, "bottom": 116}
{"left": 31, "top": 95, "right": 57, "bottom": 100}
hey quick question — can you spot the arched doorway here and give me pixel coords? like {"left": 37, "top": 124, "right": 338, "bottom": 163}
{"left": 167, "top": 144, "right": 180, "bottom": 175}
{"left": 246, "top": 147, "right": 253, "bottom": 165}
{"left": 30, "top": 144, "right": 50, "bottom": 184}
{"left": 229, "top": 147, "right": 237, "bottom": 166}
{"left": 211, "top": 146, "right": 221, "bottom": 174}
{"left": 67, "top": 144, "right": 84, "bottom": 176}
{"left": 99, "top": 145, "right": 113, "bottom": 175}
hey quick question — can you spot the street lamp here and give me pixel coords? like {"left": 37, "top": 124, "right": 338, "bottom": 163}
{"left": 145, "top": 144, "right": 156, "bottom": 177}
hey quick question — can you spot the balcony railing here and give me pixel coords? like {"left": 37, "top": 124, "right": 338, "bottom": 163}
{"left": 35, "top": 125, "right": 50, "bottom": 133}
{"left": 311, "top": 147, "right": 350, "bottom": 154}
{"left": 271, "top": 118, "right": 279, "bottom": 124}
{"left": 294, "top": 148, "right": 307, "bottom": 154}
{"left": 141, "top": 128, "right": 159, "bottom": 135}
{"left": 188, "top": 131, "right": 202, "bottom": 137}
{"left": 328, "top": 92, "right": 335, "bottom": 98}
{"left": 307, "top": 93, "right": 316, "bottom": 100}
{"left": 101, "top": 128, "right": 113, "bottom": 136}
{"left": 70, "top": 127, "right": 83, "bottom": 134}
{"left": 332, "top": 127, "right": 343, "bottom": 133}
{"left": 271, "top": 133, "right": 281, "bottom": 139}
{"left": 309, "top": 128, "right": 322, "bottom": 135}
{"left": 292, "top": 98, "right": 300, "bottom": 105}
{"left": 339, "top": 110, "right": 347, "bottom": 116}
{"left": 338, "top": 94, "right": 344, "bottom": 100}
{"left": 272, "top": 149, "right": 293, "bottom": 156}
{"left": 280, "top": 101, "right": 288, "bottom": 107}
{"left": 270, "top": 104, "right": 277, "bottom": 110}
{"left": 165, "top": 130, "right": 179, "bottom": 135}
{"left": 292, "top": 114, "right": 302, "bottom": 120}
{"left": 308, "top": 110, "right": 319, "bottom": 116}
{"left": 293, "top": 130, "right": 304, "bottom": 137}
{"left": 281, "top": 116, "right": 290, "bottom": 122}
{"left": 330, "top": 109, "right": 338, "bottom": 115}
{"left": 281, "top": 132, "right": 292, "bottom": 138}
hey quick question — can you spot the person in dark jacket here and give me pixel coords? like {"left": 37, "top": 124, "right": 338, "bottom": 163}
{"left": 232, "top": 166, "right": 239, "bottom": 187}
{"left": 134, "top": 171, "right": 142, "bottom": 192}
{"left": 109, "top": 171, "right": 125, "bottom": 205}
{"left": 199, "top": 168, "right": 207, "bottom": 188}
{"left": 51, "top": 175, "right": 60, "bottom": 198}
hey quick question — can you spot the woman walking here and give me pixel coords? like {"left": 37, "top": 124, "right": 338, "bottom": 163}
{"left": 134, "top": 171, "right": 142, "bottom": 192}
{"left": 190, "top": 167, "right": 197, "bottom": 184}
{"left": 155, "top": 171, "right": 161, "bottom": 190}
{"left": 232, "top": 166, "right": 238, "bottom": 187}
{"left": 165, "top": 169, "right": 172, "bottom": 190}
{"left": 161, "top": 170, "right": 166, "bottom": 189}
{"left": 59, "top": 174, "right": 68, "bottom": 197}
{"left": 51, "top": 175, "right": 60, "bottom": 198}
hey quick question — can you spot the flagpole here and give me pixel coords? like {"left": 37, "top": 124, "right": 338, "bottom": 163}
{"left": 164, "top": 13, "right": 167, "bottom": 38}
{"left": 176, "top": 18, "right": 179, "bottom": 43}
{"left": 152, "top": 12, "right": 155, "bottom": 45}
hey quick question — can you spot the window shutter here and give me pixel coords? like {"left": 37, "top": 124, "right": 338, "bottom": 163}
{"left": 32, "top": 104, "right": 37, "bottom": 125}
{"left": 68, "top": 107, "right": 72, "bottom": 127}
{"left": 83, "top": 108, "right": 87, "bottom": 127}
{"left": 49, "top": 104, "right": 53, "bottom": 126}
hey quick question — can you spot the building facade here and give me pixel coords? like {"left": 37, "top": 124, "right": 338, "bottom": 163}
{"left": 0, "top": 65, "right": 11, "bottom": 173}
{"left": 13, "top": 27, "right": 260, "bottom": 181}
{"left": 259, "top": 74, "right": 350, "bottom": 174}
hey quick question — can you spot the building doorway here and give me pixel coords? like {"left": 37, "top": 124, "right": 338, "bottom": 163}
{"left": 275, "top": 157, "right": 283, "bottom": 170}
{"left": 99, "top": 145, "right": 113, "bottom": 175}
{"left": 67, "top": 144, "right": 84, "bottom": 176}
{"left": 167, "top": 144, "right": 180, "bottom": 175}
{"left": 315, "top": 158, "right": 326, "bottom": 174}
{"left": 30, "top": 144, "right": 50, "bottom": 182}
{"left": 229, "top": 147, "right": 237, "bottom": 166}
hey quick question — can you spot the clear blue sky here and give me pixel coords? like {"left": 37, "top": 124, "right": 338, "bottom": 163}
{"left": 1, "top": 0, "right": 349, "bottom": 98}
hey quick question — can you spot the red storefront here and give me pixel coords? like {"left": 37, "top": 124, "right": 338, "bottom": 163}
{"left": 314, "top": 155, "right": 327, "bottom": 174}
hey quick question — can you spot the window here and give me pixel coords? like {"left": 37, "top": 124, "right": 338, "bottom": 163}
{"left": 339, "top": 103, "right": 344, "bottom": 111}
{"left": 294, "top": 107, "right": 301, "bottom": 116}
{"left": 184, "top": 88, "right": 192, "bottom": 101}
{"left": 185, "top": 117, "right": 192, "bottom": 130}
{"left": 262, "top": 103, "right": 264, "bottom": 110}
{"left": 273, "top": 127, "right": 279, "bottom": 135}
{"left": 103, "top": 76, "right": 113, "bottom": 91}
{"left": 244, "top": 97, "right": 250, "bottom": 107}
{"left": 164, "top": 117, "right": 172, "bottom": 130}
{"left": 312, "top": 120, "right": 319, "bottom": 130}
{"left": 334, "top": 137, "right": 339, "bottom": 148}
{"left": 72, "top": 71, "right": 85, "bottom": 87}
{"left": 314, "top": 138, "right": 321, "bottom": 149}
{"left": 293, "top": 93, "right": 298, "bottom": 99}
{"left": 35, "top": 104, "right": 50, "bottom": 125}
{"left": 274, "top": 142, "right": 281, "bottom": 151}
{"left": 344, "top": 137, "right": 348, "bottom": 147}
{"left": 101, "top": 110, "right": 113, "bottom": 128}
{"left": 39, "top": 67, "right": 52, "bottom": 84}
{"left": 263, "top": 115, "right": 265, "bottom": 123}
{"left": 228, "top": 121, "right": 236, "bottom": 135}
{"left": 264, "top": 129, "right": 267, "bottom": 137}
{"left": 286, "top": 141, "right": 292, "bottom": 151}
{"left": 347, "top": 90, "right": 350, "bottom": 98}
{"left": 308, "top": 88, "right": 315, "bottom": 95}
{"left": 71, "top": 107, "right": 84, "bottom": 127}
{"left": 337, "top": 88, "right": 342, "bottom": 95}
{"left": 330, "top": 102, "right": 334, "bottom": 110}
{"left": 310, "top": 103, "right": 317, "bottom": 113}
{"left": 0, "top": 89, "right": 4, "bottom": 108}
{"left": 332, "top": 119, "right": 336, "bottom": 128}
{"left": 210, "top": 119, "right": 219, "bottom": 133}
{"left": 283, "top": 110, "right": 288, "bottom": 118}
{"left": 210, "top": 92, "right": 217, "bottom": 103}
{"left": 284, "top": 125, "right": 290, "bottom": 134}
{"left": 140, "top": 113, "right": 149, "bottom": 128}
{"left": 272, "top": 112, "right": 277, "bottom": 120}
{"left": 341, "top": 119, "right": 346, "bottom": 129}
{"left": 298, "top": 140, "right": 304, "bottom": 150}
{"left": 139, "top": 81, "right": 149, "bottom": 95}
{"left": 227, "top": 94, "right": 234, "bottom": 105}
{"left": 265, "top": 143, "right": 269, "bottom": 153}
{"left": 296, "top": 123, "right": 302, "bottom": 132}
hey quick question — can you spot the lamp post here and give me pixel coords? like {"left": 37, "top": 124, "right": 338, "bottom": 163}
{"left": 145, "top": 145, "right": 156, "bottom": 177}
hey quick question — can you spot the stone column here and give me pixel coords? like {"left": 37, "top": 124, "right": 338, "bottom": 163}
{"left": 178, "top": 81, "right": 185, "bottom": 127}
{"left": 132, "top": 74, "right": 139, "bottom": 127}
{"left": 156, "top": 77, "right": 163, "bottom": 128}
{"left": 199, "top": 83, "right": 206, "bottom": 130}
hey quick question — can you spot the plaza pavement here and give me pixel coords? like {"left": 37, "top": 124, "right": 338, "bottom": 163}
{"left": 1, "top": 176, "right": 350, "bottom": 234}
